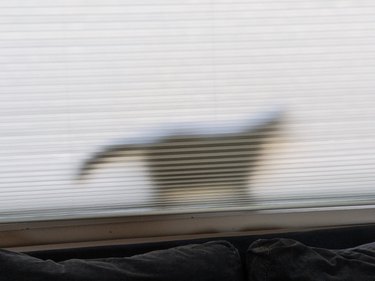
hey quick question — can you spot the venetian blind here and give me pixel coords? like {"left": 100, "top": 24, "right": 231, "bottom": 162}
{"left": 1, "top": 0, "right": 375, "bottom": 222}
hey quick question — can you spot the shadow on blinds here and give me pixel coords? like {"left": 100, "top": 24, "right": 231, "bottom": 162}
{"left": 77, "top": 108, "right": 283, "bottom": 208}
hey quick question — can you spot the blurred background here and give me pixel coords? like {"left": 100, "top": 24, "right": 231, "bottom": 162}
{"left": 1, "top": 0, "right": 375, "bottom": 222}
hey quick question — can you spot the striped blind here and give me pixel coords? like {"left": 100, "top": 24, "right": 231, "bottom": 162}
{"left": 1, "top": 0, "right": 375, "bottom": 222}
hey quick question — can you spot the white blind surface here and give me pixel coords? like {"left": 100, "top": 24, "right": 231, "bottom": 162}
{"left": 2, "top": 0, "right": 375, "bottom": 222}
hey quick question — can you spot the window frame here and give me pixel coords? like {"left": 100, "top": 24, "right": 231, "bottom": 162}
{"left": 2, "top": 205, "right": 375, "bottom": 251}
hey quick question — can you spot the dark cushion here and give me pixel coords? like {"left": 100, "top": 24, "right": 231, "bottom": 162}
{"left": 246, "top": 238, "right": 375, "bottom": 281}
{"left": 0, "top": 241, "right": 244, "bottom": 281}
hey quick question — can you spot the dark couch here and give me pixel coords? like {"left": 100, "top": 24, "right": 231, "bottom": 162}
{"left": 2, "top": 224, "right": 375, "bottom": 280}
